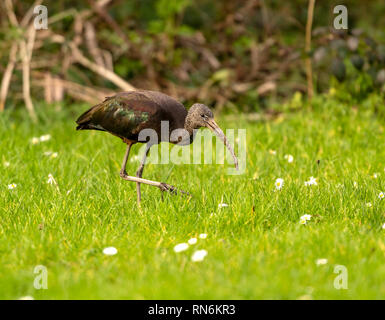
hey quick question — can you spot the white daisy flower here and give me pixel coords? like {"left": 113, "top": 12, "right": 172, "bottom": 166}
{"left": 173, "top": 243, "right": 189, "bottom": 253}
{"left": 103, "top": 247, "right": 118, "bottom": 255}
{"left": 188, "top": 238, "right": 197, "bottom": 245}
{"left": 379, "top": 192, "right": 385, "bottom": 199}
{"left": 47, "top": 174, "right": 56, "bottom": 185}
{"left": 191, "top": 249, "right": 208, "bottom": 262}
{"left": 275, "top": 178, "right": 284, "bottom": 190}
{"left": 316, "top": 258, "right": 328, "bottom": 266}
{"left": 3, "top": 161, "right": 10, "bottom": 167}
{"left": 8, "top": 183, "right": 17, "bottom": 190}
{"left": 353, "top": 181, "right": 358, "bottom": 188}
{"left": 31, "top": 137, "right": 40, "bottom": 145}
{"left": 44, "top": 151, "right": 58, "bottom": 159}
{"left": 218, "top": 203, "right": 229, "bottom": 208}
{"left": 284, "top": 154, "right": 294, "bottom": 163}
{"left": 373, "top": 173, "right": 379, "bottom": 179}
{"left": 382, "top": 223, "right": 385, "bottom": 230}
{"left": 366, "top": 202, "right": 372, "bottom": 208}
{"left": 305, "top": 176, "right": 317, "bottom": 186}
{"left": 297, "top": 294, "right": 313, "bottom": 300}
{"left": 39, "top": 134, "right": 51, "bottom": 142}
{"left": 269, "top": 149, "right": 277, "bottom": 155}
{"left": 199, "top": 233, "right": 207, "bottom": 239}
{"left": 300, "top": 214, "right": 312, "bottom": 224}
{"left": 130, "top": 155, "right": 139, "bottom": 163}
{"left": 18, "top": 296, "right": 34, "bottom": 300}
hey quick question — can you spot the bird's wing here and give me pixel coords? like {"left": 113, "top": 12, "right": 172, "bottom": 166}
{"left": 76, "top": 92, "right": 161, "bottom": 140}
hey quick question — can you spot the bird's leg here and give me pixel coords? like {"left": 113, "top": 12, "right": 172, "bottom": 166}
{"left": 119, "top": 143, "right": 190, "bottom": 202}
{"left": 136, "top": 144, "right": 151, "bottom": 203}
{"left": 120, "top": 142, "right": 132, "bottom": 176}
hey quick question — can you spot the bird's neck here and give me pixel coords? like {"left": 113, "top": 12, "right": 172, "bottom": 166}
{"left": 183, "top": 114, "right": 195, "bottom": 137}
{"left": 183, "top": 115, "right": 197, "bottom": 144}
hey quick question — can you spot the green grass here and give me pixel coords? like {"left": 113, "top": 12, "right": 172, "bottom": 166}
{"left": 1, "top": 96, "right": 385, "bottom": 299}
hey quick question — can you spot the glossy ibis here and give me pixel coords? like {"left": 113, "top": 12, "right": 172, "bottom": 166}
{"left": 76, "top": 90, "right": 238, "bottom": 203}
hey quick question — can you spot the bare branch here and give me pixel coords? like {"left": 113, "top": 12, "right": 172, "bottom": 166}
{"left": 4, "top": 0, "right": 19, "bottom": 27}
{"left": 33, "top": 72, "right": 114, "bottom": 104}
{"left": 85, "top": 21, "right": 105, "bottom": 67}
{"left": 88, "top": 0, "right": 130, "bottom": 47}
{"left": 0, "top": 44, "right": 18, "bottom": 111}
{"left": 305, "top": 0, "right": 316, "bottom": 101}
{"left": 20, "top": 26, "right": 38, "bottom": 122}
{"left": 70, "top": 43, "right": 135, "bottom": 91}
{"left": 20, "top": 0, "right": 43, "bottom": 27}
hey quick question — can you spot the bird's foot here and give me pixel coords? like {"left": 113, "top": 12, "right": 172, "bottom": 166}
{"left": 159, "top": 182, "right": 191, "bottom": 196}
{"left": 158, "top": 182, "right": 177, "bottom": 193}
{"left": 119, "top": 169, "right": 128, "bottom": 178}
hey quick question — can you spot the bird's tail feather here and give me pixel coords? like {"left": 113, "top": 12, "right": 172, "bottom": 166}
{"left": 76, "top": 104, "right": 101, "bottom": 130}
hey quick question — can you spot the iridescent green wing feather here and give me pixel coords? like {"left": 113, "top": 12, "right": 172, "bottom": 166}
{"left": 76, "top": 92, "right": 158, "bottom": 140}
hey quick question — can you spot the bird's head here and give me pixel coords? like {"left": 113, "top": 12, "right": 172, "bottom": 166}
{"left": 186, "top": 103, "right": 238, "bottom": 170}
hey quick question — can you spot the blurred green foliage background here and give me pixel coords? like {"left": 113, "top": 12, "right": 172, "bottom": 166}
{"left": 0, "top": 0, "right": 384, "bottom": 114}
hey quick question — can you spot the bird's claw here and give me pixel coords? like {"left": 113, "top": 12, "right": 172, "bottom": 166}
{"left": 119, "top": 170, "right": 128, "bottom": 178}
{"left": 159, "top": 182, "right": 191, "bottom": 196}
{"left": 159, "top": 182, "right": 177, "bottom": 193}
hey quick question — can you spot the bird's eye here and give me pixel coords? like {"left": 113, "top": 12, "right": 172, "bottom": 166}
{"left": 201, "top": 114, "right": 205, "bottom": 118}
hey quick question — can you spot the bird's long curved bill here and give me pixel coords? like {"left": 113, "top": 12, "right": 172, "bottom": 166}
{"left": 206, "top": 119, "right": 239, "bottom": 170}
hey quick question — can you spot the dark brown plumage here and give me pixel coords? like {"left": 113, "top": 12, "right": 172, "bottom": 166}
{"left": 76, "top": 90, "right": 238, "bottom": 203}
{"left": 76, "top": 90, "right": 188, "bottom": 143}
